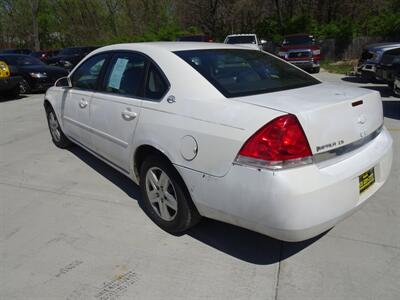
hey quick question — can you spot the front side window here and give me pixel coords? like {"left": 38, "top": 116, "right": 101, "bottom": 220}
{"left": 175, "top": 49, "right": 320, "bottom": 98}
{"left": 144, "top": 63, "right": 168, "bottom": 100}
{"left": 71, "top": 54, "right": 107, "bottom": 90}
{"left": 104, "top": 53, "right": 147, "bottom": 97}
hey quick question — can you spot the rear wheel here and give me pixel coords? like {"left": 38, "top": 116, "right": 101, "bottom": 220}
{"left": 139, "top": 155, "right": 201, "bottom": 234}
{"left": 45, "top": 107, "right": 72, "bottom": 148}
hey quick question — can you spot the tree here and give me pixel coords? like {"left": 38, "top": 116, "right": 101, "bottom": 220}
{"left": 29, "top": 0, "right": 40, "bottom": 50}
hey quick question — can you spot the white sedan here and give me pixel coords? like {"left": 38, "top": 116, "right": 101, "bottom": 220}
{"left": 44, "top": 42, "right": 393, "bottom": 241}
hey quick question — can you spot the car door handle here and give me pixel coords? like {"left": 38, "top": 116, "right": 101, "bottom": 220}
{"left": 79, "top": 99, "right": 88, "bottom": 108}
{"left": 121, "top": 109, "right": 137, "bottom": 120}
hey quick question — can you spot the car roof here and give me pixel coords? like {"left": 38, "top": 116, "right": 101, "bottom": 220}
{"left": 365, "top": 43, "right": 400, "bottom": 50}
{"left": 93, "top": 42, "right": 254, "bottom": 54}
{"left": 226, "top": 34, "right": 256, "bottom": 37}
{"left": 0, "top": 53, "right": 31, "bottom": 57}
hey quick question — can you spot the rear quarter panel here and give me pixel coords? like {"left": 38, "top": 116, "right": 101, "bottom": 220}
{"left": 131, "top": 49, "right": 283, "bottom": 177}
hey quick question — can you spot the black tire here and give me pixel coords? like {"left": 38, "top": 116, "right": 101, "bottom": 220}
{"left": 312, "top": 66, "right": 320, "bottom": 73}
{"left": 19, "top": 78, "right": 31, "bottom": 94}
{"left": 139, "top": 155, "right": 201, "bottom": 234}
{"left": 45, "top": 106, "right": 72, "bottom": 148}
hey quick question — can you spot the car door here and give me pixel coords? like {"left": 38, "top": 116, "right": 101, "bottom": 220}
{"left": 61, "top": 54, "right": 108, "bottom": 147}
{"left": 89, "top": 52, "right": 148, "bottom": 170}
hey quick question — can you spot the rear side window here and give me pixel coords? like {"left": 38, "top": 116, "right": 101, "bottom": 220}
{"left": 175, "top": 49, "right": 320, "bottom": 98}
{"left": 104, "top": 53, "right": 147, "bottom": 97}
{"left": 71, "top": 54, "right": 107, "bottom": 90}
{"left": 144, "top": 63, "right": 168, "bottom": 100}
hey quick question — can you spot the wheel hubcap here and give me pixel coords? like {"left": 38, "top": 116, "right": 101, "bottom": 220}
{"left": 48, "top": 112, "right": 61, "bottom": 142}
{"left": 145, "top": 167, "right": 178, "bottom": 221}
{"left": 20, "top": 80, "right": 29, "bottom": 93}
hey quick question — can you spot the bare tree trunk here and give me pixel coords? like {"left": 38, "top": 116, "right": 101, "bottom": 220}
{"left": 274, "top": 0, "right": 284, "bottom": 34}
{"left": 29, "top": 0, "right": 40, "bottom": 50}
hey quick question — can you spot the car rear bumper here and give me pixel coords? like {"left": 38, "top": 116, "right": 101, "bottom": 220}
{"left": 177, "top": 127, "right": 393, "bottom": 241}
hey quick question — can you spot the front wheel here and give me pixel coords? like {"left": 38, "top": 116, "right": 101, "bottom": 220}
{"left": 45, "top": 107, "right": 72, "bottom": 148}
{"left": 394, "top": 78, "right": 400, "bottom": 97}
{"left": 19, "top": 78, "right": 31, "bottom": 94}
{"left": 139, "top": 155, "right": 201, "bottom": 234}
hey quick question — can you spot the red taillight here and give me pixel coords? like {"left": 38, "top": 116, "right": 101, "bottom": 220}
{"left": 238, "top": 115, "right": 312, "bottom": 165}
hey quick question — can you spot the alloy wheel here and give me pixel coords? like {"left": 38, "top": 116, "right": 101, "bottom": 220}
{"left": 145, "top": 167, "right": 178, "bottom": 221}
{"left": 48, "top": 111, "right": 61, "bottom": 142}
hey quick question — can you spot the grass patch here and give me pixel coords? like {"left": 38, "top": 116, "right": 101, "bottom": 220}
{"left": 320, "top": 60, "right": 357, "bottom": 75}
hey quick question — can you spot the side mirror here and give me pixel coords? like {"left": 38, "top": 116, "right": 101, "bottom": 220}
{"left": 260, "top": 39, "right": 267, "bottom": 44}
{"left": 55, "top": 76, "right": 71, "bottom": 88}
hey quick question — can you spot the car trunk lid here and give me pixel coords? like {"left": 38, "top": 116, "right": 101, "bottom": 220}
{"left": 234, "top": 83, "right": 383, "bottom": 155}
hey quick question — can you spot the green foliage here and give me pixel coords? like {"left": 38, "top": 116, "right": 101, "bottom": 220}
{"left": 0, "top": 0, "right": 399, "bottom": 50}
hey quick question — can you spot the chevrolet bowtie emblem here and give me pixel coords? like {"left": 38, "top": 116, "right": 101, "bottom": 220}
{"left": 358, "top": 115, "right": 366, "bottom": 124}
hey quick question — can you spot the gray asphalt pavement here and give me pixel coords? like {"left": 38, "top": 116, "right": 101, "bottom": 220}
{"left": 1, "top": 71, "right": 399, "bottom": 300}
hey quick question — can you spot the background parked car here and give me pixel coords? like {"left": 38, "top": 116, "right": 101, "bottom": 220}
{"left": 224, "top": 34, "right": 266, "bottom": 51}
{"left": 0, "top": 48, "right": 32, "bottom": 55}
{"left": 0, "top": 54, "right": 68, "bottom": 93}
{"left": 375, "top": 47, "right": 400, "bottom": 89}
{"left": 276, "top": 33, "right": 321, "bottom": 73}
{"left": 356, "top": 42, "right": 400, "bottom": 82}
{"left": 30, "top": 50, "right": 60, "bottom": 63}
{"left": 177, "top": 35, "right": 213, "bottom": 42}
{"left": 46, "top": 46, "right": 97, "bottom": 71}
{"left": 0, "top": 60, "right": 21, "bottom": 97}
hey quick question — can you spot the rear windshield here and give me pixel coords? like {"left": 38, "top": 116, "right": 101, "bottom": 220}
{"left": 175, "top": 49, "right": 320, "bottom": 98}
{"left": 226, "top": 36, "right": 256, "bottom": 44}
{"left": 283, "top": 36, "right": 314, "bottom": 45}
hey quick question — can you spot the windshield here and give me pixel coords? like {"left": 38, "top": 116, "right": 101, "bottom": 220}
{"left": 175, "top": 49, "right": 320, "bottom": 98}
{"left": 59, "top": 48, "right": 82, "bottom": 55}
{"left": 283, "top": 36, "right": 314, "bottom": 46}
{"left": 226, "top": 36, "right": 256, "bottom": 44}
{"left": 0, "top": 55, "right": 44, "bottom": 66}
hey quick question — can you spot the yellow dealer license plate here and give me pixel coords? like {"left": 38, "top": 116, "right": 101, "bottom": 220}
{"left": 359, "top": 168, "right": 375, "bottom": 193}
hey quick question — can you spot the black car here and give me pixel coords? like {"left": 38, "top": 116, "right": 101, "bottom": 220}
{"left": 0, "top": 48, "right": 32, "bottom": 55}
{"left": 356, "top": 42, "right": 400, "bottom": 82}
{"left": 0, "top": 54, "right": 68, "bottom": 93}
{"left": 376, "top": 47, "right": 400, "bottom": 89}
{"left": 46, "top": 46, "right": 97, "bottom": 71}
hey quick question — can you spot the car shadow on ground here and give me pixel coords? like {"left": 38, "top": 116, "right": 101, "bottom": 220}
{"left": 341, "top": 76, "right": 368, "bottom": 83}
{"left": 0, "top": 94, "right": 27, "bottom": 102}
{"left": 68, "top": 145, "right": 325, "bottom": 265}
{"left": 360, "top": 85, "right": 395, "bottom": 98}
{"left": 68, "top": 146, "right": 142, "bottom": 200}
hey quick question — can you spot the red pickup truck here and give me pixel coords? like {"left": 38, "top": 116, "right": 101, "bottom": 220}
{"left": 277, "top": 34, "right": 321, "bottom": 73}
